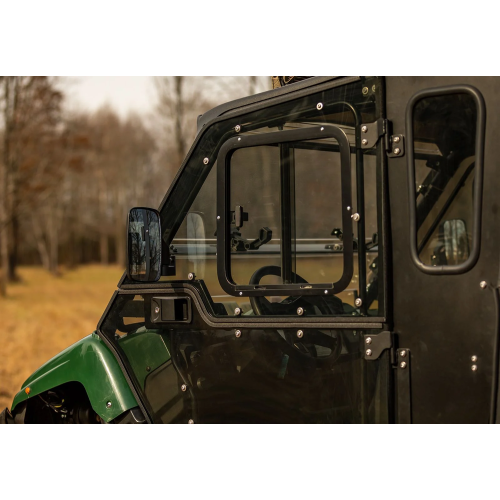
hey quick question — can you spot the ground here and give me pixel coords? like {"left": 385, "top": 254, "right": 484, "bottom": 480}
{"left": 0, "top": 265, "right": 123, "bottom": 410}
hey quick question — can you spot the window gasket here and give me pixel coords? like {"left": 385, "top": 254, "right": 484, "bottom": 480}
{"left": 216, "top": 124, "right": 353, "bottom": 297}
{"left": 405, "top": 84, "right": 486, "bottom": 275}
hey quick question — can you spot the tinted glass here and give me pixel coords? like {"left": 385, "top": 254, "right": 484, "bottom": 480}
{"left": 412, "top": 93, "right": 478, "bottom": 267}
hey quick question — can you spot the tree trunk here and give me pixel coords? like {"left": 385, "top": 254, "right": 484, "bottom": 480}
{"left": 100, "top": 234, "right": 109, "bottom": 265}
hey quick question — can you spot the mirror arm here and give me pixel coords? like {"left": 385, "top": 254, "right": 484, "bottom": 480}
{"left": 161, "top": 240, "right": 176, "bottom": 276}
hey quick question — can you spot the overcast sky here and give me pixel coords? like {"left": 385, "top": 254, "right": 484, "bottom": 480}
{"left": 63, "top": 76, "right": 157, "bottom": 117}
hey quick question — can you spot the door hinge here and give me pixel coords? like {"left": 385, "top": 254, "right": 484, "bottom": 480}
{"left": 364, "top": 331, "right": 392, "bottom": 360}
{"left": 359, "top": 119, "right": 405, "bottom": 158}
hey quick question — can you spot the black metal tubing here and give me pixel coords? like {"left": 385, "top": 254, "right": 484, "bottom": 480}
{"left": 406, "top": 85, "right": 486, "bottom": 275}
{"left": 490, "top": 286, "right": 500, "bottom": 424}
{"left": 216, "top": 125, "right": 353, "bottom": 297}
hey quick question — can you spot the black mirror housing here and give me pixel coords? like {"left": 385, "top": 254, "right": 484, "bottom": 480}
{"left": 126, "top": 207, "right": 162, "bottom": 282}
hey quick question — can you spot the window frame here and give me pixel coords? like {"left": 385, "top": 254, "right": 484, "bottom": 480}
{"left": 216, "top": 124, "right": 354, "bottom": 297}
{"left": 405, "top": 84, "right": 486, "bottom": 275}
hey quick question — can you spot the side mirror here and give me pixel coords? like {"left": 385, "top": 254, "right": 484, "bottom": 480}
{"left": 127, "top": 207, "right": 162, "bottom": 282}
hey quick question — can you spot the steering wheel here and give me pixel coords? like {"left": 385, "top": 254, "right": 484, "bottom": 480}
{"left": 249, "top": 265, "right": 343, "bottom": 316}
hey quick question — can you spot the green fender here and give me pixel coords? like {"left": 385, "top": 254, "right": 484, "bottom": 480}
{"left": 11, "top": 332, "right": 138, "bottom": 422}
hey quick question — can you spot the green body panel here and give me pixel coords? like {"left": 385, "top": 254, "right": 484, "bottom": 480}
{"left": 118, "top": 329, "right": 171, "bottom": 389}
{"left": 11, "top": 332, "right": 138, "bottom": 422}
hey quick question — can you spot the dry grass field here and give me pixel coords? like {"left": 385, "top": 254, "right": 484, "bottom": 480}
{"left": 0, "top": 265, "right": 123, "bottom": 410}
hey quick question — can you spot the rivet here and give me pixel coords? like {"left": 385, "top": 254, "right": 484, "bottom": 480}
{"left": 400, "top": 350, "right": 407, "bottom": 358}
{"left": 181, "top": 384, "right": 187, "bottom": 392}
{"left": 471, "top": 365, "right": 478, "bottom": 372}
{"left": 188, "top": 272, "right": 194, "bottom": 280}
{"left": 362, "top": 87, "right": 369, "bottom": 95}
{"left": 347, "top": 206, "right": 351, "bottom": 211}
{"left": 320, "top": 127, "right": 324, "bottom": 131}
{"left": 361, "top": 125, "right": 368, "bottom": 133}
{"left": 400, "top": 361, "right": 407, "bottom": 369}
{"left": 393, "top": 136, "right": 400, "bottom": 143}
{"left": 203, "top": 157, "right": 209, "bottom": 165}
{"left": 324, "top": 290, "right": 328, "bottom": 294}
{"left": 393, "top": 148, "right": 401, "bottom": 155}
{"left": 365, "top": 337, "right": 372, "bottom": 345}
{"left": 316, "top": 102, "right": 323, "bottom": 110}
{"left": 372, "top": 85, "right": 376, "bottom": 92}
{"left": 362, "top": 139, "right": 368, "bottom": 146}
{"left": 234, "top": 307, "right": 241, "bottom": 316}
{"left": 234, "top": 125, "right": 241, "bottom": 132}
{"left": 297, "top": 329, "right": 304, "bottom": 338}
{"left": 238, "top": 137, "right": 241, "bottom": 141}
{"left": 355, "top": 298, "right": 362, "bottom": 307}
{"left": 154, "top": 306, "right": 160, "bottom": 314}
{"left": 366, "top": 349, "right": 372, "bottom": 356}
{"left": 297, "top": 307, "right": 304, "bottom": 316}
{"left": 146, "top": 366, "right": 151, "bottom": 372}
{"left": 471, "top": 355, "right": 478, "bottom": 362}
{"left": 235, "top": 329, "right": 242, "bottom": 338}
{"left": 188, "top": 419, "right": 194, "bottom": 424}
{"left": 106, "top": 401, "right": 112, "bottom": 408}
{"left": 217, "top": 215, "right": 220, "bottom": 220}
{"left": 352, "top": 213, "right": 360, "bottom": 222}
{"left": 239, "top": 292, "right": 243, "bottom": 296}
{"left": 480, "top": 281, "right": 488, "bottom": 289}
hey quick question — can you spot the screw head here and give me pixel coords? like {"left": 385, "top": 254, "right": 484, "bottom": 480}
{"left": 316, "top": 102, "right": 323, "bottom": 110}
{"left": 203, "top": 157, "right": 209, "bottom": 165}
{"left": 480, "top": 281, "right": 488, "bottom": 289}
{"left": 365, "top": 337, "right": 372, "bottom": 345}
{"left": 400, "top": 361, "right": 407, "bottom": 369}
{"left": 154, "top": 306, "right": 160, "bottom": 314}
{"left": 347, "top": 206, "right": 351, "bottom": 211}
{"left": 393, "top": 136, "right": 400, "bottom": 143}
{"left": 393, "top": 148, "right": 401, "bottom": 155}
{"left": 235, "top": 329, "right": 242, "bottom": 338}
{"left": 188, "top": 419, "right": 194, "bottom": 424}
{"left": 297, "top": 307, "right": 304, "bottom": 316}
{"left": 362, "top": 139, "right": 368, "bottom": 146}
{"left": 471, "top": 355, "right": 478, "bottom": 362}
{"left": 324, "top": 290, "right": 328, "bottom": 294}
{"left": 146, "top": 366, "right": 151, "bottom": 372}
{"left": 372, "top": 85, "right": 376, "bottom": 92}
{"left": 400, "top": 350, "right": 407, "bottom": 358}
{"left": 188, "top": 272, "right": 194, "bottom": 280}
{"left": 362, "top": 87, "right": 369, "bottom": 95}
{"left": 106, "top": 401, "right": 112, "bottom": 408}
{"left": 234, "top": 307, "right": 241, "bottom": 316}
{"left": 366, "top": 349, "right": 372, "bottom": 356}
{"left": 352, "top": 213, "right": 360, "bottom": 222}
{"left": 181, "top": 384, "right": 187, "bottom": 392}
{"left": 361, "top": 125, "right": 368, "bottom": 133}
{"left": 217, "top": 215, "right": 220, "bottom": 220}
{"left": 297, "top": 329, "right": 304, "bottom": 338}
{"left": 234, "top": 125, "right": 241, "bottom": 132}
{"left": 355, "top": 298, "right": 362, "bottom": 307}
{"left": 472, "top": 364, "right": 478, "bottom": 372}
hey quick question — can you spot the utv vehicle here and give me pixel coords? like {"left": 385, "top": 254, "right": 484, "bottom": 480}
{"left": 2, "top": 76, "right": 497, "bottom": 424}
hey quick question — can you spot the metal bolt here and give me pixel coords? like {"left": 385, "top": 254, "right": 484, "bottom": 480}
{"left": 365, "top": 337, "right": 372, "bottom": 345}
{"left": 154, "top": 306, "right": 160, "bottom": 314}
{"left": 297, "top": 329, "right": 304, "bottom": 338}
{"left": 234, "top": 125, "right": 241, "bottom": 132}
{"left": 355, "top": 298, "right": 362, "bottom": 307}
{"left": 239, "top": 292, "right": 243, "bottom": 296}
{"left": 235, "top": 329, "right": 242, "bottom": 338}
{"left": 188, "top": 419, "right": 194, "bottom": 424}
{"left": 238, "top": 137, "right": 241, "bottom": 141}
{"left": 352, "top": 213, "right": 361, "bottom": 222}
{"left": 361, "top": 125, "right": 368, "bottom": 133}
{"left": 297, "top": 307, "right": 304, "bottom": 316}
{"left": 471, "top": 355, "right": 478, "bottom": 362}
{"left": 203, "top": 157, "right": 209, "bottom": 165}
{"left": 400, "top": 361, "right": 407, "bottom": 369}
{"left": 347, "top": 206, "right": 351, "bottom": 211}
{"left": 372, "top": 85, "right": 376, "bottom": 92}
{"left": 181, "top": 384, "right": 187, "bottom": 392}
{"left": 146, "top": 366, "right": 151, "bottom": 372}
{"left": 480, "top": 281, "right": 488, "bottom": 289}
{"left": 366, "top": 349, "right": 372, "bottom": 356}
{"left": 234, "top": 307, "right": 241, "bottom": 316}
{"left": 393, "top": 148, "right": 401, "bottom": 155}
{"left": 316, "top": 102, "right": 323, "bottom": 110}
{"left": 400, "top": 350, "right": 407, "bottom": 358}
{"left": 324, "top": 290, "right": 328, "bottom": 294}
{"left": 188, "top": 272, "right": 194, "bottom": 280}
{"left": 393, "top": 136, "right": 400, "bottom": 143}
{"left": 217, "top": 215, "right": 220, "bottom": 220}
{"left": 362, "top": 139, "right": 368, "bottom": 146}
{"left": 362, "top": 87, "right": 369, "bottom": 95}
{"left": 106, "top": 401, "right": 112, "bottom": 408}
{"left": 320, "top": 127, "right": 324, "bottom": 131}
{"left": 472, "top": 365, "right": 478, "bottom": 372}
